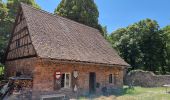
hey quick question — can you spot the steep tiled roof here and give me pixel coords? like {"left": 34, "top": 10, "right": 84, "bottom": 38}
{"left": 21, "top": 3, "right": 129, "bottom": 66}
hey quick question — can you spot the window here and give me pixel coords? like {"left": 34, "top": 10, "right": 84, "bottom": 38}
{"left": 109, "top": 74, "right": 116, "bottom": 84}
{"left": 16, "top": 39, "right": 20, "bottom": 48}
{"left": 61, "top": 73, "right": 71, "bottom": 88}
{"left": 109, "top": 74, "right": 113, "bottom": 83}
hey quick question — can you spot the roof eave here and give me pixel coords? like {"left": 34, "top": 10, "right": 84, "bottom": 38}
{"left": 38, "top": 57, "right": 129, "bottom": 69}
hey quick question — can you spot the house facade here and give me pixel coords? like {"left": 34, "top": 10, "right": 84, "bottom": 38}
{"left": 5, "top": 3, "right": 129, "bottom": 98}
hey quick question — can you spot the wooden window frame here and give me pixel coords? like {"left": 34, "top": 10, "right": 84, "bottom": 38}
{"left": 109, "top": 74, "right": 116, "bottom": 84}
{"left": 61, "top": 73, "right": 71, "bottom": 88}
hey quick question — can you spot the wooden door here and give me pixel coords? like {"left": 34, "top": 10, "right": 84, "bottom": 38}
{"left": 89, "top": 72, "right": 96, "bottom": 94}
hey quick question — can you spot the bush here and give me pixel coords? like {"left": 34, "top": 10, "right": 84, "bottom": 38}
{"left": 123, "top": 87, "right": 136, "bottom": 95}
{"left": 0, "top": 63, "right": 4, "bottom": 80}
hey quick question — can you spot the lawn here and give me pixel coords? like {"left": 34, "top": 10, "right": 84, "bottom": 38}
{"left": 116, "top": 86, "right": 170, "bottom": 100}
{"left": 79, "top": 86, "right": 170, "bottom": 100}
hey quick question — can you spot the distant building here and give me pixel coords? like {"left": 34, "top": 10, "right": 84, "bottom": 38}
{"left": 5, "top": 3, "right": 129, "bottom": 98}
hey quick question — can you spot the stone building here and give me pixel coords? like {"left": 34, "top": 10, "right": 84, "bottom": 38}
{"left": 5, "top": 3, "right": 129, "bottom": 97}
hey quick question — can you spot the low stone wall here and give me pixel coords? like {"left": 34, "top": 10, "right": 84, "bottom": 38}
{"left": 125, "top": 70, "right": 170, "bottom": 87}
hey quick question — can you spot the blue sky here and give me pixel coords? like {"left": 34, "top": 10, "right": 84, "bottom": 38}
{"left": 35, "top": 0, "right": 170, "bottom": 33}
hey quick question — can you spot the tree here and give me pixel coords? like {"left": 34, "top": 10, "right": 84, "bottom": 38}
{"left": 55, "top": 0, "right": 102, "bottom": 32}
{"left": 102, "top": 26, "right": 108, "bottom": 39}
{"left": 0, "top": 1, "right": 10, "bottom": 63}
{"left": 7, "top": 0, "right": 40, "bottom": 19}
{"left": 5, "top": 0, "right": 40, "bottom": 36}
{"left": 0, "top": 0, "right": 9, "bottom": 37}
{"left": 6, "top": 0, "right": 40, "bottom": 37}
{"left": 163, "top": 25, "right": 170, "bottom": 73}
{"left": 139, "top": 19, "right": 167, "bottom": 73}
{"left": 0, "top": 0, "right": 8, "bottom": 22}
{"left": 111, "top": 25, "right": 142, "bottom": 70}
{"left": 111, "top": 19, "right": 168, "bottom": 74}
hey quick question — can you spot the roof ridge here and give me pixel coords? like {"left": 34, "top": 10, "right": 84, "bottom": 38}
{"left": 20, "top": 3, "right": 100, "bottom": 33}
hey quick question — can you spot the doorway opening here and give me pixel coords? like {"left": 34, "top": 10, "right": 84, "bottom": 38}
{"left": 89, "top": 72, "right": 96, "bottom": 94}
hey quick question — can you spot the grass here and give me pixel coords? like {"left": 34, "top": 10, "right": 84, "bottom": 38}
{"left": 117, "top": 86, "right": 170, "bottom": 100}
{"left": 78, "top": 86, "right": 170, "bottom": 100}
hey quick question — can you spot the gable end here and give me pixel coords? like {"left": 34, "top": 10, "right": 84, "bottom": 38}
{"left": 6, "top": 7, "right": 37, "bottom": 61}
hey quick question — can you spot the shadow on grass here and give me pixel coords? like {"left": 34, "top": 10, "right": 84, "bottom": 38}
{"left": 109, "top": 86, "right": 136, "bottom": 96}
{"left": 76, "top": 87, "right": 132, "bottom": 100}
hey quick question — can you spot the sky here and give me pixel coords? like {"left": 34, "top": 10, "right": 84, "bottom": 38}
{"left": 35, "top": 0, "right": 170, "bottom": 33}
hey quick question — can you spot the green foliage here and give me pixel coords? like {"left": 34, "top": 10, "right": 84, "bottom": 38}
{"left": 0, "top": 0, "right": 40, "bottom": 63}
{"left": 0, "top": 63, "right": 4, "bottom": 75}
{"left": 123, "top": 87, "right": 136, "bottom": 95}
{"left": 102, "top": 26, "right": 108, "bottom": 39}
{"left": 55, "top": 0, "right": 102, "bottom": 32}
{"left": 0, "top": 1, "right": 8, "bottom": 21}
{"left": 0, "top": 1, "right": 10, "bottom": 63}
{"left": 139, "top": 19, "right": 167, "bottom": 73}
{"left": 6, "top": 0, "right": 41, "bottom": 33}
{"left": 7, "top": 0, "right": 40, "bottom": 18}
{"left": 163, "top": 25, "right": 170, "bottom": 73}
{"left": 111, "top": 24, "right": 143, "bottom": 70}
{"left": 111, "top": 19, "right": 168, "bottom": 74}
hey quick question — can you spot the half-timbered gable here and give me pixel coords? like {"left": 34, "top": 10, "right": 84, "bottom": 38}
{"left": 6, "top": 8, "right": 36, "bottom": 61}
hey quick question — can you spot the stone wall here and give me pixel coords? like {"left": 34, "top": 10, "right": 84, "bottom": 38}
{"left": 125, "top": 70, "right": 170, "bottom": 87}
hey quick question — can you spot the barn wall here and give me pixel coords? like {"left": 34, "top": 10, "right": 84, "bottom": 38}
{"left": 33, "top": 59, "right": 124, "bottom": 96}
{"left": 5, "top": 57, "right": 38, "bottom": 77}
{"left": 5, "top": 58, "right": 124, "bottom": 99}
